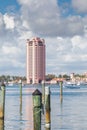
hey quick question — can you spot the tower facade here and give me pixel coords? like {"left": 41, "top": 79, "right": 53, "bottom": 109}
{"left": 26, "top": 37, "right": 45, "bottom": 84}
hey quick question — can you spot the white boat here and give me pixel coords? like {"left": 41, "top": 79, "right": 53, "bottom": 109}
{"left": 80, "top": 81, "right": 87, "bottom": 86}
{"left": 63, "top": 81, "right": 80, "bottom": 89}
{"left": 7, "top": 82, "right": 14, "bottom": 86}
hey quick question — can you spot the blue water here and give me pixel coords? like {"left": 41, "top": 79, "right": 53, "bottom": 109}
{"left": 2, "top": 84, "right": 87, "bottom": 130}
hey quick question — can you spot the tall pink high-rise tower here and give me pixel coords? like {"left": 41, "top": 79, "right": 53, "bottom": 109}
{"left": 26, "top": 37, "right": 45, "bottom": 84}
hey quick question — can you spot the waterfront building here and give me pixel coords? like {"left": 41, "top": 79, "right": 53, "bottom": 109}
{"left": 26, "top": 37, "right": 45, "bottom": 84}
{"left": 70, "top": 73, "right": 75, "bottom": 82}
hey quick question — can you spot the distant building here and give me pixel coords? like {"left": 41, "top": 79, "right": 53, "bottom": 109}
{"left": 84, "top": 72, "right": 87, "bottom": 77}
{"left": 50, "top": 78, "right": 64, "bottom": 84}
{"left": 26, "top": 37, "right": 45, "bottom": 84}
{"left": 70, "top": 73, "right": 75, "bottom": 80}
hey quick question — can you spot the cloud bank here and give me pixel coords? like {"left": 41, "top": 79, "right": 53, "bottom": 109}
{"left": 0, "top": 0, "right": 87, "bottom": 76}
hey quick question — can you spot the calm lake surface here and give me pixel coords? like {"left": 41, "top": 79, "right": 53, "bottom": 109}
{"left": 2, "top": 84, "right": 87, "bottom": 130}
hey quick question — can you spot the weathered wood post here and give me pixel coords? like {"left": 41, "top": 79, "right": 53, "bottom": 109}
{"left": 42, "top": 80, "right": 45, "bottom": 114}
{"left": 32, "top": 89, "right": 42, "bottom": 130}
{"left": 0, "top": 119, "right": 4, "bottom": 130}
{"left": 59, "top": 81, "right": 63, "bottom": 103}
{"left": 19, "top": 79, "right": 22, "bottom": 97}
{"left": 19, "top": 79, "right": 22, "bottom": 115}
{"left": 59, "top": 81, "right": 63, "bottom": 96}
{"left": 45, "top": 86, "right": 51, "bottom": 130}
{"left": 42, "top": 80, "right": 45, "bottom": 104}
{"left": 0, "top": 83, "right": 5, "bottom": 119}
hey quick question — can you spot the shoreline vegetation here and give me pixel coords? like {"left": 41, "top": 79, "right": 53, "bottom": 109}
{"left": 0, "top": 73, "right": 87, "bottom": 85}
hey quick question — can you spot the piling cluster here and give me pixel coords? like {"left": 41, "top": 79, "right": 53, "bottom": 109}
{"left": 0, "top": 80, "right": 63, "bottom": 130}
{"left": 32, "top": 81, "right": 51, "bottom": 130}
{"left": 0, "top": 80, "right": 23, "bottom": 129}
{"left": 32, "top": 81, "right": 63, "bottom": 130}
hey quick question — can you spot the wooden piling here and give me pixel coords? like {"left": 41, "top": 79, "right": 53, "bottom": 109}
{"left": 19, "top": 80, "right": 22, "bottom": 115}
{"left": 19, "top": 79, "right": 22, "bottom": 97}
{"left": 42, "top": 80, "right": 45, "bottom": 114}
{"left": 0, "top": 83, "right": 5, "bottom": 119}
{"left": 45, "top": 86, "right": 51, "bottom": 130}
{"left": 59, "top": 81, "right": 63, "bottom": 96}
{"left": 0, "top": 119, "right": 4, "bottom": 130}
{"left": 59, "top": 81, "right": 63, "bottom": 103}
{"left": 32, "top": 89, "right": 42, "bottom": 130}
{"left": 42, "top": 80, "right": 45, "bottom": 104}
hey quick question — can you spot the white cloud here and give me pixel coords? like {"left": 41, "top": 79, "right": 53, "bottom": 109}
{"left": 17, "top": 0, "right": 87, "bottom": 37}
{"left": 17, "top": 0, "right": 30, "bottom": 5}
{"left": 0, "top": 0, "right": 87, "bottom": 76}
{"left": 71, "top": 35, "right": 87, "bottom": 52}
{"left": 45, "top": 34, "right": 87, "bottom": 74}
{"left": 0, "top": 41, "right": 26, "bottom": 75}
{"left": 0, "top": 13, "right": 4, "bottom": 27}
{"left": 3, "top": 14, "right": 15, "bottom": 29}
{"left": 2, "top": 45, "right": 21, "bottom": 56}
{"left": 72, "top": 0, "right": 87, "bottom": 13}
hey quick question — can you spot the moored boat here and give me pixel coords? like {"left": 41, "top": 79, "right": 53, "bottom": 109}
{"left": 63, "top": 81, "right": 80, "bottom": 89}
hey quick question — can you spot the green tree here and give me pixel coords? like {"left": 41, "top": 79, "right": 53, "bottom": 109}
{"left": 45, "top": 74, "right": 56, "bottom": 81}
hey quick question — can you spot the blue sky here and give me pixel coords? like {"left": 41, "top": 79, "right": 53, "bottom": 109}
{"left": 0, "top": 0, "right": 20, "bottom": 13}
{"left": 0, "top": 0, "right": 87, "bottom": 76}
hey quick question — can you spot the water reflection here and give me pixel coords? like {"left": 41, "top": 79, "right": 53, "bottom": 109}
{"left": 5, "top": 85, "right": 87, "bottom": 130}
{"left": 24, "top": 87, "right": 34, "bottom": 130}
{"left": 45, "top": 128, "right": 50, "bottom": 130}
{"left": 20, "top": 92, "right": 22, "bottom": 116}
{"left": 60, "top": 95, "right": 63, "bottom": 105}
{"left": 19, "top": 92, "right": 22, "bottom": 130}
{"left": 59, "top": 95, "right": 63, "bottom": 129}
{"left": 0, "top": 119, "right": 4, "bottom": 130}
